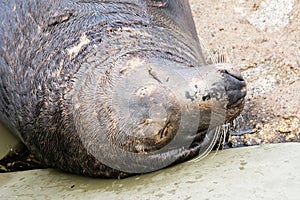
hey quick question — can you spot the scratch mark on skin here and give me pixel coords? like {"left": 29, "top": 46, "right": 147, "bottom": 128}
{"left": 148, "top": 67, "right": 162, "bottom": 84}
{"left": 67, "top": 33, "right": 90, "bottom": 57}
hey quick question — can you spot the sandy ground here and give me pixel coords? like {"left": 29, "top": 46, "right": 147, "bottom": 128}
{"left": 190, "top": 0, "right": 300, "bottom": 147}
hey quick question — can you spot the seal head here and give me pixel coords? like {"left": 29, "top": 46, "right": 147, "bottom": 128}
{"left": 0, "top": 0, "right": 246, "bottom": 178}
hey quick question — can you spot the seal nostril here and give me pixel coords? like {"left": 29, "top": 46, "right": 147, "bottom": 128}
{"left": 222, "top": 69, "right": 244, "bottom": 82}
{"left": 217, "top": 63, "right": 244, "bottom": 82}
{"left": 202, "top": 95, "right": 211, "bottom": 101}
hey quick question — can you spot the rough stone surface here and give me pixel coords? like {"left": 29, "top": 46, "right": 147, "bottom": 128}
{"left": 190, "top": 0, "right": 300, "bottom": 147}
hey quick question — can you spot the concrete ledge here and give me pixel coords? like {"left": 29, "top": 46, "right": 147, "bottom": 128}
{"left": 0, "top": 122, "right": 19, "bottom": 160}
{"left": 0, "top": 143, "right": 299, "bottom": 200}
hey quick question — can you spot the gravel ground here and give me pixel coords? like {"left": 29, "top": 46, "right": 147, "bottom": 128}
{"left": 190, "top": 0, "right": 300, "bottom": 147}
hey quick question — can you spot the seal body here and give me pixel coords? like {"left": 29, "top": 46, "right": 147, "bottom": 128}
{"left": 0, "top": 0, "right": 246, "bottom": 178}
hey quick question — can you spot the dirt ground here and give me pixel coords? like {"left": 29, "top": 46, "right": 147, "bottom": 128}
{"left": 190, "top": 0, "right": 300, "bottom": 147}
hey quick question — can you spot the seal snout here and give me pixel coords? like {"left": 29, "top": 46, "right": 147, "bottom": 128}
{"left": 223, "top": 70, "right": 246, "bottom": 106}
{"left": 217, "top": 64, "right": 247, "bottom": 122}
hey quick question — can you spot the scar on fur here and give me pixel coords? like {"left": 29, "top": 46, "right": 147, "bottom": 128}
{"left": 67, "top": 33, "right": 90, "bottom": 57}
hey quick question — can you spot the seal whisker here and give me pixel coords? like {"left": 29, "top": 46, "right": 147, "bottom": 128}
{"left": 189, "top": 126, "right": 223, "bottom": 162}
{"left": 217, "top": 46, "right": 232, "bottom": 65}
{"left": 198, "top": 36, "right": 217, "bottom": 64}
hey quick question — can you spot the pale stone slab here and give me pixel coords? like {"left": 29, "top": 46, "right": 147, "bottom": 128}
{"left": 0, "top": 122, "right": 19, "bottom": 160}
{"left": 0, "top": 143, "right": 299, "bottom": 200}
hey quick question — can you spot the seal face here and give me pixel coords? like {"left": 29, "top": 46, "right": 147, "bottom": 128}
{"left": 0, "top": 0, "right": 246, "bottom": 178}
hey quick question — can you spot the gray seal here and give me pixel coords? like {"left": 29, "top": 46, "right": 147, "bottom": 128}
{"left": 0, "top": 0, "right": 246, "bottom": 178}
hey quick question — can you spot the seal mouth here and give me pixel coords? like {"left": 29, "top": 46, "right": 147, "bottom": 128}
{"left": 227, "top": 93, "right": 246, "bottom": 108}
{"left": 190, "top": 130, "right": 210, "bottom": 147}
{"left": 169, "top": 126, "right": 222, "bottom": 166}
{"left": 226, "top": 87, "right": 247, "bottom": 112}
